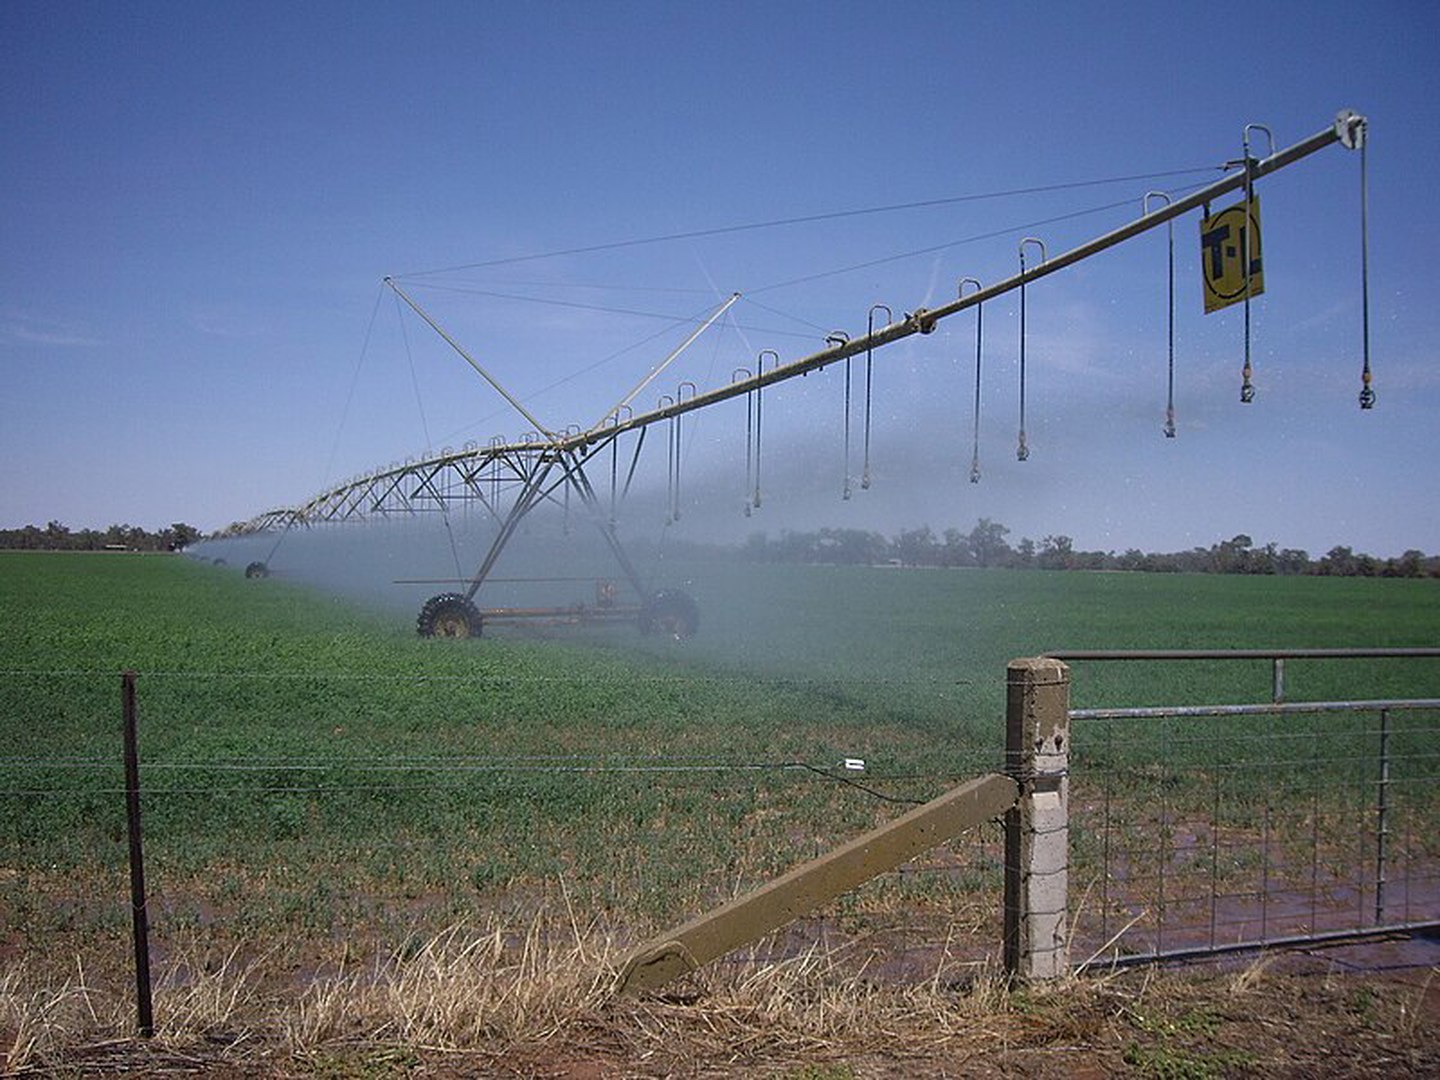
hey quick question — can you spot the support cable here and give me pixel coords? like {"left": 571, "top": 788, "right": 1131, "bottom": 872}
{"left": 430, "top": 276, "right": 712, "bottom": 295}
{"left": 403, "top": 280, "right": 811, "bottom": 341}
{"left": 427, "top": 310, "right": 705, "bottom": 451}
{"left": 395, "top": 293, "right": 466, "bottom": 580}
{"left": 676, "top": 315, "right": 729, "bottom": 499}
{"left": 395, "top": 164, "right": 1228, "bottom": 277}
{"left": 321, "top": 285, "right": 385, "bottom": 493}
{"left": 738, "top": 295, "right": 831, "bottom": 335}
{"left": 395, "top": 293, "right": 431, "bottom": 449}
{"left": 594, "top": 293, "right": 741, "bottom": 434}
{"left": 264, "top": 285, "right": 388, "bottom": 566}
{"left": 751, "top": 195, "right": 1139, "bottom": 297}
{"left": 385, "top": 277, "right": 557, "bottom": 441}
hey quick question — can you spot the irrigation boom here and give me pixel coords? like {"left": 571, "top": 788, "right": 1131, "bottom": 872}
{"left": 594, "top": 110, "right": 1365, "bottom": 442}
{"left": 229, "top": 109, "right": 1369, "bottom": 640}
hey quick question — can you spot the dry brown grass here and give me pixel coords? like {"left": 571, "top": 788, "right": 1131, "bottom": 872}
{"left": 288, "top": 917, "right": 616, "bottom": 1051}
{"left": 4, "top": 914, "right": 1034, "bottom": 1075}
{"left": 285, "top": 914, "right": 1031, "bottom": 1064}
{"left": 1, "top": 942, "right": 276, "bottom": 1075}
{"left": 2, "top": 957, "right": 125, "bottom": 1074}
{"left": 4, "top": 916, "right": 1436, "bottom": 1078}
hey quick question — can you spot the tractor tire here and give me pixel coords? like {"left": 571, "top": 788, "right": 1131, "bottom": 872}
{"left": 417, "top": 593, "right": 482, "bottom": 639}
{"left": 639, "top": 589, "right": 699, "bottom": 640}
{"left": 245, "top": 561, "right": 269, "bottom": 579}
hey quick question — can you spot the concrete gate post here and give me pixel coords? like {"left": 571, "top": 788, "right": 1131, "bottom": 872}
{"left": 1003, "top": 656, "right": 1071, "bottom": 980}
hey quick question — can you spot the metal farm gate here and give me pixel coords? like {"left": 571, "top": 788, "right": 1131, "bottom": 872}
{"left": 1049, "top": 649, "right": 1440, "bottom": 967}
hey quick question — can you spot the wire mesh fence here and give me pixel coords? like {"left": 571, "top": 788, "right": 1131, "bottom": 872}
{"left": 1067, "top": 686, "right": 1440, "bottom": 966}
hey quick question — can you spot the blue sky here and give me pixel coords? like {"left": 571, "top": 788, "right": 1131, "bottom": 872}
{"left": 3, "top": 1, "right": 1438, "bottom": 557}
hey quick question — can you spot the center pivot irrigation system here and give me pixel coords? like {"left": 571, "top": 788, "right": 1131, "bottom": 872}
{"left": 234, "top": 109, "right": 1373, "bottom": 640}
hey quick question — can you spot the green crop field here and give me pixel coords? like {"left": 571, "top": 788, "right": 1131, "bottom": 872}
{"left": 2, "top": 550, "right": 1438, "bottom": 961}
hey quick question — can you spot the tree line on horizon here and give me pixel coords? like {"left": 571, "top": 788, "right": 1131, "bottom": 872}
{"left": 726, "top": 519, "right": 1439, "bottom": 578}
{"left": 0, "top": 521, "right": 203, "bottom": 553}
{"left": 5, "top": 517, "right": 1435, "bottom": 579}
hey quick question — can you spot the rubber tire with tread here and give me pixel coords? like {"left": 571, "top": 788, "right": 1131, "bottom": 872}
{"left": 245, "top": 561, "right": 269, "bottom": 579}
{"left": 417, "top": 593, "right": 482, "bottom": 639}
{"left": 639, "top": 589, "right": 699, "bottom": 640}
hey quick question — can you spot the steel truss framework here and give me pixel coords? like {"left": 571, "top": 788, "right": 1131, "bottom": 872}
{"left": 232, "top": 111, "right": 1369, "bottom": 632}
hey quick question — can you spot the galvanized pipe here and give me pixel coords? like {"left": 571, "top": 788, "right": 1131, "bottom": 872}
{"left": 1047, "top": 647, "right": 1440, "bottom": 661}
{"left": 1089, "top": 919, "right": 1440, "bottom": 970}
{"left": 1070, "top": 698, "right": 1440, "bottom": 721}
